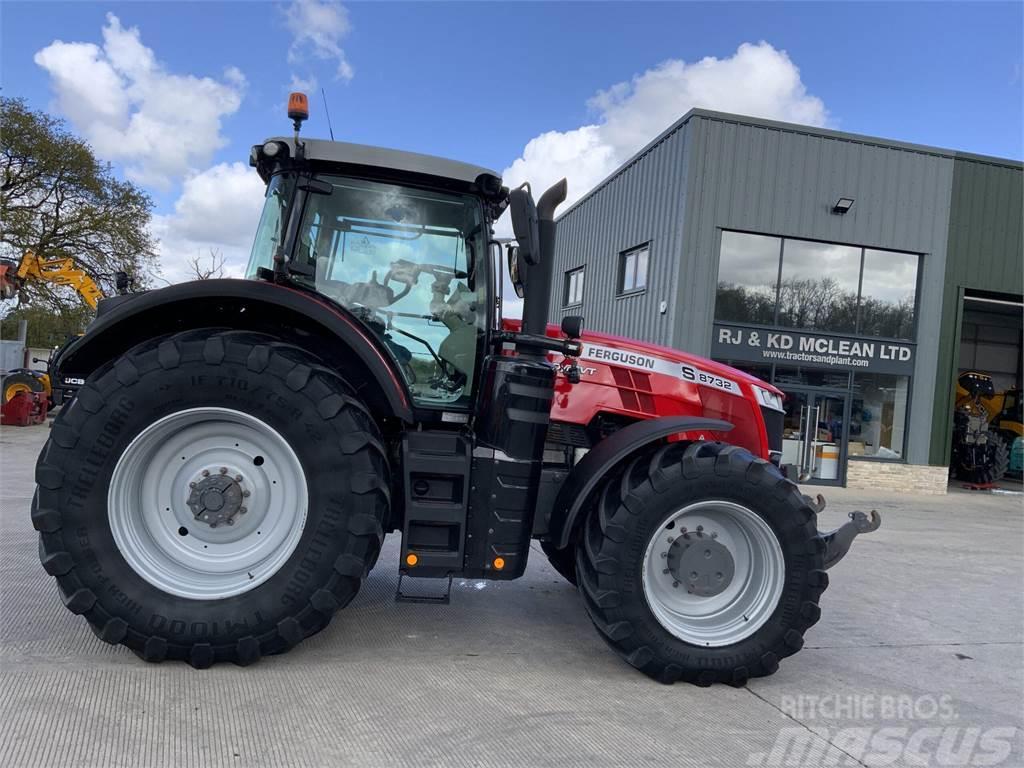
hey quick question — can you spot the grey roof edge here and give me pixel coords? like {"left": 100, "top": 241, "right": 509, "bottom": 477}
{"left": 266, "top": 136, "right": 500, "bottom": 185}
{"left": 557, "top": 108, "right": 1022, "bottom": 221}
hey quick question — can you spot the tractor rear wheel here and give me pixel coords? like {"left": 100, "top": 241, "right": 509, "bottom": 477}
{"left": 575, "top": 441, "right": 827, "bottom": 685}
{"left": 33, "top": 329, "right": 389, "bottom": 667}
{"left": 953, "top": 429, "right": 1010, "bottom": 485}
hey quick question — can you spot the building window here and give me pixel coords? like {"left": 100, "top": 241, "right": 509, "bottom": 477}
{"left": 859, "top": 249, "right": 918, "bottom": 339}
{"left": 618, "top": 244, "right": 649, "bottom": 295}
{"left": 777, "top": 239, "right": 861, "bottom": 334}
{"left": 850, "top": 373, "right": 909, "bottom": 459}
{"left": 716, "top": 232, "right": 781, "bottom": 325}
{"left": 564, "top": 267, "right": 585, "bottom": 306}
{"left": 715, "top": 231, "right": 920, "bottom": 340}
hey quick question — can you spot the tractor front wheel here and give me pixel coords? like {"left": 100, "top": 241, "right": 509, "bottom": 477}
{"left": 576, "top": 441, "right": 827, "bottom": 685}
{"left": 33, "top": 329, "right": 389, "bottom": 667}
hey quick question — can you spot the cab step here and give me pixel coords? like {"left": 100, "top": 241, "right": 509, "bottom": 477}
{"left": 395, "top": 573, "right": 453, "bottom": 604}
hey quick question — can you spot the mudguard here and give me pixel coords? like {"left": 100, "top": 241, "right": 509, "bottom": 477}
{"left": 53, "top": 278, "right": 413, "bottom": 422}
{"left": 546, "top": 416, "right": 733, "bottom": 549}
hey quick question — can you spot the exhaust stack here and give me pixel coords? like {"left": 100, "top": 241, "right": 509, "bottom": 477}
{"left": 521, "top": 178, "right": 567, "bottom": 338}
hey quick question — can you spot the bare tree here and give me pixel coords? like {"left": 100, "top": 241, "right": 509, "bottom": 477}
{"left": 187, "top": 249, "right": 226, "bottom": 280}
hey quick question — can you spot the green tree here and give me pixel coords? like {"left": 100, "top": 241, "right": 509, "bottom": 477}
{"left": 0, "top": 302, "right": 93, "bottom": 348}
{"left": 1, "top": 96, "right": 156, "bottom": 313}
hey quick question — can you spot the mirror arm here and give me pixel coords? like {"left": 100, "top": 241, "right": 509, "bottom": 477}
{"left": 494, "top": 330, "right": 580, "bottom": 358}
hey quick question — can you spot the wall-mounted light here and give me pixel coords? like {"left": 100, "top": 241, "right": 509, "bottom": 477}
{"left": 832, "top": 197, "right": 855, "bottom": 215}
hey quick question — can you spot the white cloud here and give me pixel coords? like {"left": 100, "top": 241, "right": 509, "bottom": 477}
{"left": 285, "top": 0, "right": 354, "bottom": 83}
{"left": 289, "top": 72, "right": 319, "bottom": 94}
{"left": 150, "top": 163, "right": 266, "bottom": 283}
{"left": 34, "top": 14, "right": 245, "bottom": 188}
{"left": 499, "top": 42, "right": 829, "bottom": 231}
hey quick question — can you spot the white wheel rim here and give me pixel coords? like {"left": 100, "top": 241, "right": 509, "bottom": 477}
{"left": 641, "top": 500, "right": 785, "bottom": 647}
{"left": 108, "top": 407, "right": 308, "bottom": 600}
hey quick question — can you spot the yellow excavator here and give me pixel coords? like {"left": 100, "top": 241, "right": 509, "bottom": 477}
{"left": 0, "top": 250, "right": 108, "bottom": 404}
{"left": 951, "top": 371, "right": 1019, "bottom": 483}
{"left": 0, "top": 250, "right": 104, "bottom": 309}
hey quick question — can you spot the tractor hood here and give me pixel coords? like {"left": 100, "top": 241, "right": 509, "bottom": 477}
{"left": 502, "top": 318, "right": 782, "bottom": 398}
{"left": 569, "top": 326, "right": 783, "bottom": 397}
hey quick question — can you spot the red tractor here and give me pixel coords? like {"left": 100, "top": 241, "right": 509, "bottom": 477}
{"left": 33, "top": 97, "right": 878, "bottom": 683}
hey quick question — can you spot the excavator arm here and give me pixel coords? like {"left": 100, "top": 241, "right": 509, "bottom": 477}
{"left": 0, "top": 251, "right": 104, "bottom": 309}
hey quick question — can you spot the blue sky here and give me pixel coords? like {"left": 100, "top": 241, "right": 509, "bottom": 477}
{"left": 2, "top": 1, "right": 1021, "bottom": 280}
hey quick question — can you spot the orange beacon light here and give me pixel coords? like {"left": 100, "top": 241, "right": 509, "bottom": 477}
{"left": 287, "top": 92, "right": 309, "bottom": 124}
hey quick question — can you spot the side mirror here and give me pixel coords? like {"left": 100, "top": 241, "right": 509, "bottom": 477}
{"left": 561, "top": 315, "right": 583, "bottom": 339}
{"left": 506, "top": 245, "right": 526, "bottom": 298}
{"left": 509, "top": 185, "right": 540, "bottom": 266}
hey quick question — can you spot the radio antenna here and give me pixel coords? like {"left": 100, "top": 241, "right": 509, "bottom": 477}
{"left": 321, "top": 88, "right": 335, "bottom": 141}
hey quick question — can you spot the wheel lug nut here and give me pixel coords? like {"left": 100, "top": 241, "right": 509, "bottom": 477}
{"left": 672, "top": 581, "right": 679, "bottom": 588}
{"left": 666, "top": 536, "right": 674, "bottom": 543}
{"left": 660, "top": 552, "right": 668, "bottom": 559}
{"left": 219, "top": 467, "right": 228, "bottom": 475}
{"left": 242, "top": 490, "right": 250, "bottom": 498}
{"left": 227, "top": 518, "right": 235, "bottom": 526}
{"left": 663, "top": 568, "right": 670, "bottom": 574}
{"left": 240, "top": 507, "right": 247, "bottom": 514}
{"left": 189, "top": 482, "right": 197, "bottom": 488}
{"left": 235, "top": 475, "right": 243, "bottom": 482}
{"left": 201, "top": 469, "right": 210, "bottom": 477}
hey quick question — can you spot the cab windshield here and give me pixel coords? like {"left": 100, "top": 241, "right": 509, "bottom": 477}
{"left": 290, "top": 175, "right": 487, "bottom": 407}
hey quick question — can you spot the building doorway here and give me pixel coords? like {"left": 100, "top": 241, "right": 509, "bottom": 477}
{"left": 779, "top": 388, "right": 850, "bottom": 486}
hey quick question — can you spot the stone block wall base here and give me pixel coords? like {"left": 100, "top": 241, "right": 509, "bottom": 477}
{"left": 846, "top": 461, "right": 948, "bottom": 495}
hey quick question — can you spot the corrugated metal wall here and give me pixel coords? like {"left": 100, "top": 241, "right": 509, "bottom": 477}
{"left": 549, "top": 121, "right": 691, "bottom": 346}
{"left": 929, "top": 158, "right": 1024, "bottom": 464}
{"left": 677, "top": 116, "right": 960, "bottom": 465}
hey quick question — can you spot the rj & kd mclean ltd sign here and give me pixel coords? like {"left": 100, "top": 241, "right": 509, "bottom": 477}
{"left": 712, "top": 323, "right": 915, "bottom": 376}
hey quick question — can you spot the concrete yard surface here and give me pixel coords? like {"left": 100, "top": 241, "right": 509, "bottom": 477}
{"left": 1, "top": 421, "right": 1022, "bottom": 767}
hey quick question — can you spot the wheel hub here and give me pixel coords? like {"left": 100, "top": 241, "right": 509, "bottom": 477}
{"left": 666, "top": 532, "right": 735, "bottom": 597}
{"left": 108, "top": 407, "right": 308, "bottom": 600}
{"left": 642, "top": 500, "right": 786, "bottom": 647}
{"left": 186, "top": 469, "right": 249, "bottom": 528}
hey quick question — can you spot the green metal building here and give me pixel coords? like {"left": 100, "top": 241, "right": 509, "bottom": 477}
{"left": 550, "top": 110, "right": 1022, "bottom": 492}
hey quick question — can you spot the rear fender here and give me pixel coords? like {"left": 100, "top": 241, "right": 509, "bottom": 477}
{"left": 54, "top": 279, "right": 413, "bottom": 423}
{"left": 545, "top": 416, "right": 733, "bottom": 549}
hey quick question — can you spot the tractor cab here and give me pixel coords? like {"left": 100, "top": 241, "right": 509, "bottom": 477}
{"left": 246, "top": 135, "right": 506, "bottom": 410}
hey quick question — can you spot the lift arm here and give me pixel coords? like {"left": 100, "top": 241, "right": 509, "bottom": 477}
{"left": 0, "top": 251, "right": 104, "bottom": 309}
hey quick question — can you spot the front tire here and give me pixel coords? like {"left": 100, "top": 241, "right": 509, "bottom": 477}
{"left": 33, "top": 329, "right": 389, "bottom": 667}
{"left": 575, "top": 442, "right": 827, "bottom": 685}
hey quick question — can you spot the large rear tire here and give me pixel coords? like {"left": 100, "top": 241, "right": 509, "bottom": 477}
{"left": 33, "top": 329, "right": 389, "bottom": 667}
{"left": 575, "top": 442, "right": 827, "bottom": 685}
{"left": 953, "top": 429, "right": 1010, "bottom": 484}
